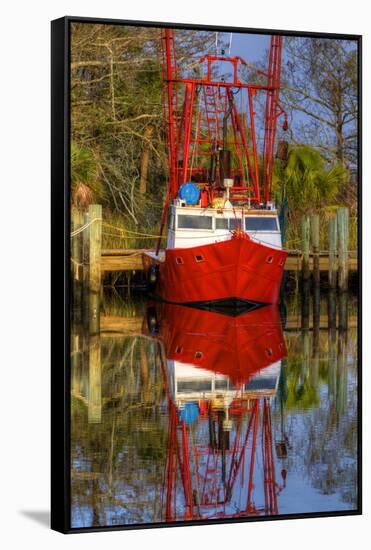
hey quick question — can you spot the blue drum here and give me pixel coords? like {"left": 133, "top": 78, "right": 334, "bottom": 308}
{"left": 178, "top": 182, "right": 200, "bottom": 205}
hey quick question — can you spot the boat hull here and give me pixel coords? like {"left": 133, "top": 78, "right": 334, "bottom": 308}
{"left": 143, "top": 302, "right": 287, "bottom": 387}
{"left": 143, "top": 235, "right": 287, "bottom": 305}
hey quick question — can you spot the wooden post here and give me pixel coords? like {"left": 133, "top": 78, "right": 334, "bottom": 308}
{"left": 311, "top": 287, "right": 320, "bottom": 388}
{"left": 337, "top": 207, "right": 349, "bottom": 291}
{"left": 336, "top": 332, "right": 347, "bottom": 416}
{"left": 82, "top": 211, "right": 90, "bottom": 330}
{"left": 71, "top": 210, "right": 83, "bottom": 324}
{"left": 310, "top": 214, "right": 320, "bottom": 286}
{"left": 301, "top": 281, "right": 310, "bottom": 330}
{"left": 71, "top": 209, "right": 83, "bottom": 280}
{"left": 313, "top": 286, "right": 320, "bottom": 339}
{"left": 301, "top": 216, "right": 310, "bottom": 282}
{"left": 338, "top": 291, "right": 348, "bottom": 331}
{"left": 88, "top": 334, "right": 102, "bottom": 424}
{"left": 88, "top": 205, "right": 102, "bottom": 291}
{"left": 71, "top": 333, "right": 81, "bottom": 397}
{"left": 328, "top": 218, "right": 337, "bottom": 289}
{"left": 88, "top": 204, "right": 102, "bottom": 334}
{"left": 328, "top": 289, "right": 337, "bottom": 330}
{"left": 328, "top": 325, "right": 337, "bottom": 400}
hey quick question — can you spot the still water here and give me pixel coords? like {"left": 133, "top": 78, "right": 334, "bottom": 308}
{"left": 70, "top": 290, "right": 358, "bottom": 528}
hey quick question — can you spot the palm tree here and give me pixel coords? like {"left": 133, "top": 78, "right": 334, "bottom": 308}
{"left": 71, "top": 142, "right": 101, "bottom": 209}
{"left": 273, "top": 145, "right": 347, "bottom": 215}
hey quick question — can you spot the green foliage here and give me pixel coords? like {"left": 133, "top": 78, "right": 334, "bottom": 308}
{"left": 274, "top": 145, "right": 347, "bottom": 214}
{"left": 71, "top": 142, "right": 98, "bottom": 186}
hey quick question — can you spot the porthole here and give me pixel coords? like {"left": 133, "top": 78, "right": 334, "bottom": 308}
{"left": 195, "top": 351, "right": 203, "bottom": 359}
{"left": 195, "top": 254, "right": 205, "bottom": 263}
{"left": 266, "top": 256, "right": 273, "bottom": 264}
{"left": 176, "top": 257, "right": 184, "bottom": 265}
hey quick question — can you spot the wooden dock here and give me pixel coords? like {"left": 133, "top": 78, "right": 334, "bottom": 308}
{"left": 100, "top": 249, "right": 358, "bottom": 273}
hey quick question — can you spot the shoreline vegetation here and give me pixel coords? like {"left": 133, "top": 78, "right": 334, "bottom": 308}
{"left": 70, "top": 23, "right": 358, "bottom": 259}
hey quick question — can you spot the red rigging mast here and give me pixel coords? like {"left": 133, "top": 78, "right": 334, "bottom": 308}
{"left": 160, "top": 387, "right": 284, "bottom": 521}
{"left": 160, "top": 29, "right": 286, "bottom": 206}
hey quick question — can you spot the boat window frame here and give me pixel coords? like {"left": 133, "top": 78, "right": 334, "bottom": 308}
{"left": 176, "top": 378, "right": 213, "bottom": 393}
{"left": 245, "top": 216, "right": 279, "bottom": 232}
{"left": 176, "top": 213, "right": 214, "bottom": 231}
{"left": 215, "top": 217, "right": 243, "bottom": 231}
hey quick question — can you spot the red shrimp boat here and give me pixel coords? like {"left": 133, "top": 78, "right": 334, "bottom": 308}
{"left": 144, "top": 30, "right": 288, "bottom": 307}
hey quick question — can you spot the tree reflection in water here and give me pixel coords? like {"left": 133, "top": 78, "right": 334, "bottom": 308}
{"left": 70, "top": 290, "right": 358, "bottom": 527}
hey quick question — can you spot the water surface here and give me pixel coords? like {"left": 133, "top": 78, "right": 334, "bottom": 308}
{"left": 70, "top": 290, "right": 358, "bottom": 528}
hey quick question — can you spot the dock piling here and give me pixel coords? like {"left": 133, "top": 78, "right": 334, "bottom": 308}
{"left": 328, "top": 218, "right": 338, "bottom": 289}
{"left": 82, "top": 211, "right": 90, "bottom": 330}
{"left": 88, "top": 204, "right": 102, "bottom": 334}
{"left": 337, "top": 207, "right": 349, "bottom": 291}
{"left": 71, "top": 210, "right": 83, "bottom": 323}
{"left": 310, "top": 214, "right": 320, "bottom": 286}
{"left": 301, "top": 216, "right": 310, "bottom": 282}
{"left": 88, "top": 334, "right": 102, "bottom": 424}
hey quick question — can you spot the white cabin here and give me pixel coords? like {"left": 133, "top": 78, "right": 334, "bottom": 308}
{"left": 167, "top": 200, "right": 283, "bottom": 251}
{"left": 167, "top": 361, "right": 282, "bottom": 410}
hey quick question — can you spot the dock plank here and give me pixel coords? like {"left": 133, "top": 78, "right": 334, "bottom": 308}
{"left": 100, "top": 249, "right": 358, "bottom": 273}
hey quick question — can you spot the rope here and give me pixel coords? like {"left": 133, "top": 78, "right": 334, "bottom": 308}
{"left": 103, "top": 230, "right": 166, "bottom": 240}
{"left": 70, "top": 217, "right": 102, "bottom": 238}
{"left": 285, "top": 238, "right": 303, "bottom": 247}
{"left": 103, "top": 222, "right": 165, "bottom": 239}
{"left": 103, "top": 222, "right": 233, "bottom": 240}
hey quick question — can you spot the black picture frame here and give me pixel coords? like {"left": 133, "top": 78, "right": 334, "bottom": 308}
{"left": 51, "top": 15, "right": 362, "bottom": 534}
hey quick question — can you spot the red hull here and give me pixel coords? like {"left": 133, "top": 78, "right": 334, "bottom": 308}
{"left": 147, "top": 303, "right": 287, "bottom": 387}
{"left": 144, "top": 235, "right": 287, "bottom": 305}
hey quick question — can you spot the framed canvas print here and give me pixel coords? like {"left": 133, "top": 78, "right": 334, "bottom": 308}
{"left": 51, "top": 16, "right": 362, "bottom": 533}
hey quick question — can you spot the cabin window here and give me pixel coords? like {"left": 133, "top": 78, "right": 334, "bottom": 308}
{"left": 195, "top": 351, "right": 203, "bottom": 359}
{"left": 215, "top": 379, "right": 236, "bottom": 390}
{"left": 216, "top": 218, "right": 229, "bottom": 230}
{"left": 229, "top": 218, "right": 242, "bottom": 230}
{"left": 245, "top": 217, "right": 278, "bottom": 231}
{"left": 177, "top": 379, "right": 212, "bottom": 393}
{"left": 215, "top": 379, "right": 228, "bottom": 390}
{"left": 216, "top": 218, "right": 242, "bottom": 230}
{"left": 266, "top": 256, "right": 273, "bottom": 264}
{"left": 175, "top": 346, "right": 183, "bottom": 354}
{"left": 245, "top": 378, "right": 277, "bottom": 391}
{"left": 176, "top": 257, "right": 184, "bottom": 265}
{"left": 177, "top": 215, "right": 213, "bottom": 230}
{"left": 195, "top": 254, "right": 205, "bottom": 263}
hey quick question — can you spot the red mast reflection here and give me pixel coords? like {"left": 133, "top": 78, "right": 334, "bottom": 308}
{"left": 146, "top": 304, "right": 287, "bottom": 522}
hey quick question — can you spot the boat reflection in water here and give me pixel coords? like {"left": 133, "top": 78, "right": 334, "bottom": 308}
{"left": 145, "top": 303, "right": 288, "bottom": 522}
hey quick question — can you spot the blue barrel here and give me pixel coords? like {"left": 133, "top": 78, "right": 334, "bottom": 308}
{"left": 179, "top": 402, "right": 200, "bottom": 425}
{"left": 178, "top": 182, "right": 200, "bottom": 205}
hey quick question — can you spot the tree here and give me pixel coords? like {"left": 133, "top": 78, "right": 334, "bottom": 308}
{"left": 282, "top": 37, "right": 358, "bottom": 169}
{"left": 273, "top": 145, "right": 346, "bottom": 222}
{"left": 70, "top": 23, "right": 224, "bottom": 228}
